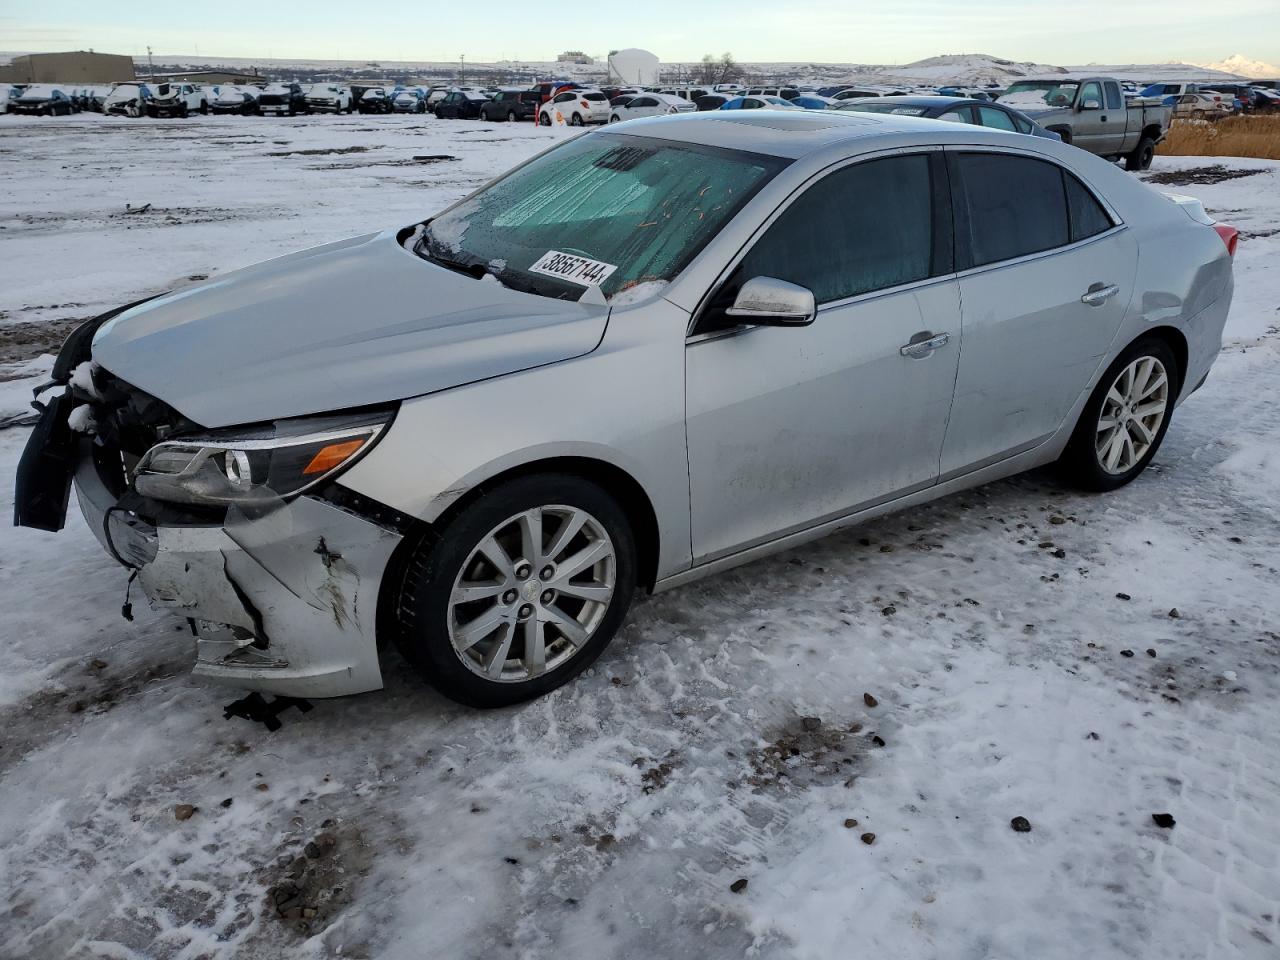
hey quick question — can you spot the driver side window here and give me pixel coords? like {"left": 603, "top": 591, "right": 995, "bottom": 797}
{"left": 1080, "top": 81, "right": 1102, "bottom": 106}
{"left": 718, "top": 153, "right": 945, "bottom": 309}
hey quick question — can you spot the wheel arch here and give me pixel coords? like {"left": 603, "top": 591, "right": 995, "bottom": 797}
{"left": 1133, "top": 325, "right": 1188, "bottom": 394}
{"left": 375, "top": 455, "right": 662, "bottom": 650}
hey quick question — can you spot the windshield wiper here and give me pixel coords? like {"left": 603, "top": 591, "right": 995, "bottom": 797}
{"left": 416, "top": 239, "right": 484, "bottom": 280}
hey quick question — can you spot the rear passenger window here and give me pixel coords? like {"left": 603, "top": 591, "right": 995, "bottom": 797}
{"left": 954, "top": 153, "right": 1068, "bottom": 267}
{"left": 1105, "top": 82, "right": 1122, "bottom": 110}
{"left": 1064, "top": 173, "right": 1113, "bottom": 241}
{"left": 729, "top": 154, "right": 941, "bottom": 305}
{"left": 977, "top": 106, "right": 1016, "bottom": 131}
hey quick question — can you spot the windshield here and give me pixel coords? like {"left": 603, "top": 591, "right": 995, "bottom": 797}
{"left": 1002, "top": 81, "right": 1079, "bottom": 107}
{"left": 418, "top": 133, "right": 787, "bottom": 301}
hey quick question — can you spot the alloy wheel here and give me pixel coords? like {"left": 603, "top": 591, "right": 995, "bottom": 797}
{"left": 1095, "top": 355, "right": 1169, "bottom": 474}
{"left": 447, "top": 505, "right": 616, "bottom": 682}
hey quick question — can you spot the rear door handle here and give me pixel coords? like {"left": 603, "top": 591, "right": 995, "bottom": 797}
{"left": 900, "top": 331, "right": 950, "bottom": 359}
{"left": 1081, "top": 283, "right": 1120, "bottom": 306}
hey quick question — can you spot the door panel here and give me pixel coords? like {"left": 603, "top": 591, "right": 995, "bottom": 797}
{"left": 941, "top": 230, "right": 1137, "bottom": 475}
{"left": 687, "top": 281, "right": 961, "bottom": 561}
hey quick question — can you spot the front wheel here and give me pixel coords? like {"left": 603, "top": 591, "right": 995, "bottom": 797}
{"left": 570, "top": 112, "right": 583, "bottom": 126}
{"left": 608, "top": 113, "right": 620, "bottom": 123}
{"left": 1060, "top": 338, "right": 1178, "bottom": 491}
{"left": 507, "top": 110, "right": 517, "bottom": 122}
{"left": 393, "top": 474, "right": 637, "bottom": 708}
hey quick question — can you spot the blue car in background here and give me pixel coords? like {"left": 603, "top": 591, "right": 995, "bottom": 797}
{"left": 790, "top": 95, "right": 835, "bottom": 110}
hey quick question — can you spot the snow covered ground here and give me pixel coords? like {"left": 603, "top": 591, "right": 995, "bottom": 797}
{"left": 2, "top": 114, "right": 1279, "bottom": 959}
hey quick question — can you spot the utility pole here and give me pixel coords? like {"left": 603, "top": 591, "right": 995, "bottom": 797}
{"left": 460, "top": 53, "right": 465, "bottom": 83}
{"left": 146, "top": 45, "right": 154, "bottom": 79}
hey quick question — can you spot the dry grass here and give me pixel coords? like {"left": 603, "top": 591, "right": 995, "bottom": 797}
{"left": 1157, "top": 115, "right": 1280, "bottom": 160}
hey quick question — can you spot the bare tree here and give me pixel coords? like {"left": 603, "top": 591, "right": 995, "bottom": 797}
{"left": 695, "top": 52, "right": 742, "bottom": 86}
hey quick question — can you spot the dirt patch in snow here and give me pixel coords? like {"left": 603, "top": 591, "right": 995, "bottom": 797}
{"left": 266, "top": 145, "right": 376, "bottom": 157}
{"left": 1144, "top": 165, "right": 1267, "bottom": 186}
{"left": 0, "top": 655, "right": 187, "bottom": 775}
{"left": 261, "top": 822, "right": 371, "bottom": 938}
{"left": 741, "top": 716, "right": 865, "bottom": 790}
{"left": 0, "top": 317, "right": 84, "bottom": 366}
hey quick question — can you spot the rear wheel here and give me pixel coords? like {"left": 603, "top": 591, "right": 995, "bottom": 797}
{"left": 609, "top": 113, "right": 620, "bottom": 123}
{"left": 507, "top": 110, "right": 516, "bottom": 122}
{"left": 539, "top": 112, "right": 552, "bottom": 126}
{"left": 1060, "top": 337, "right": 1178, "bottom": 491}
{"left": 1125, "top": 135, "right": 1155, "bottom": 171}
{"left": 393, "top": 474, "right": 637, "bottom": 708}
{"left": 570, "top": 112, "right": 583, "bottom": 126}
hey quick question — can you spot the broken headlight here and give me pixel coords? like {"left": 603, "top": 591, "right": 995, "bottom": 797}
{"left": 132, "top": 409, "right": 392, "bottom": 507}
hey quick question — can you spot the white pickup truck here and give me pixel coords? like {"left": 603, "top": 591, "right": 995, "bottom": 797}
{"left": 305, "top": 84, "right": 353, "bottom": 113}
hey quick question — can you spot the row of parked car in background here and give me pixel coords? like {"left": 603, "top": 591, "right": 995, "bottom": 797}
{"left": 9, "top": 75, "right": 1278, "bottom": 121}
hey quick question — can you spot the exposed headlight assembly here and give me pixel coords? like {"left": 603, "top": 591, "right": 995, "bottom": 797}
{"left": 132, "top": 409, "right": 392, "bottom": 507}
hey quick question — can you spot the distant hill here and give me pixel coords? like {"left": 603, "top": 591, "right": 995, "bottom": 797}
{"left": 1195, "top": 53, "right": 1280, "bottom": 77}
{"left": 1, "top": 48, "right": 1260, "bottom": 86}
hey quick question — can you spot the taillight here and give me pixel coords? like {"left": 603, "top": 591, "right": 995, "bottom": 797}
{"left": 1214, "top": 224, "right": 1239, "bottom": 257}
{"left": 580, "top": 100, "right": 589, "bottom": 109}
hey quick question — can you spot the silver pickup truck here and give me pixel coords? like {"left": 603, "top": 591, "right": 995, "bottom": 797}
{"left": 998, "top": 76, "right": 1173, "bottom": 171}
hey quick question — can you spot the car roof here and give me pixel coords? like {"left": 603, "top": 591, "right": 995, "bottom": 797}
{"left": 848, "top": 95, "right": 977, "bottom": 107}
{"left": 605, "top": 110, "right": 1042, "bottom": 160}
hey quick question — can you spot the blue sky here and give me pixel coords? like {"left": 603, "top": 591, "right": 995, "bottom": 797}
{"left": 3, "top": 0, "right": 1277, "bottom": 67}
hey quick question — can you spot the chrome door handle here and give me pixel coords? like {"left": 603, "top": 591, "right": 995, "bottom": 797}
{"left": 899, "top": 332, "right": 950, "bottom": 359}
{"left": 1081, "top": 283, "right": 1120, "bottom": 306}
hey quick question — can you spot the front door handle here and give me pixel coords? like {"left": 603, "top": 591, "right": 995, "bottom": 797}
{"left": 900, "top": 331, "right": 950, "bottom": 359}
{"left": 1081, "top": 283, "right": 1120, "bottom": 306}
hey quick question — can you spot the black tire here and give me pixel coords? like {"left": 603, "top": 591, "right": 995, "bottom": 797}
{"left": 200, "top": 100, "right": 209, "bottom": 115}
{"left": 1059, "top": 337, "right": 1179, "bottom": 492}
{"left": 179, "top": 103, "right": 189, "bottom": 118}
{"left": 1051, "top": 127, "right": 1071, "bottom": 145}
{"left": 539, "top": 112, "right": 551, "bottom": 126}
{"left": 507, "top": 110, "right": 516, "bottom": 122}
{"left": 393, "top": 474, "right": 637, "bottom": 708}
{"left": 1125, "top": 135, "right": 1155, "bottom": 171}
{"left": 570, "top": 112, "right": 583, "bottom": 126}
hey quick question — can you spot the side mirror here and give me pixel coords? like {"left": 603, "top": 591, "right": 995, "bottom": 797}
{"left": 724, "top": 277, "right": 816, "bottom": 327}
{"left": 1080, "top": 98, "right": 1102, "bottom": 110}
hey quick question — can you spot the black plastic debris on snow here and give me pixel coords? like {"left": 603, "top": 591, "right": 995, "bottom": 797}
{"left": 223, "top": 692, "right": 314, "bottom": 732}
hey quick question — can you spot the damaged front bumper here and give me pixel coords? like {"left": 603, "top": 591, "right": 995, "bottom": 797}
{"left": 72, "top": 442, "right": 403, "bottom": 698}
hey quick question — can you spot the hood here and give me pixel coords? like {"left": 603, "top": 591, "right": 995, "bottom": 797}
{"left": 91, "top": 231, "right": 609, "bottom": 429}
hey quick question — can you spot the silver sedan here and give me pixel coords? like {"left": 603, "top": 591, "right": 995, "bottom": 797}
{"left": 17, "top": 112, "right": 1236, "bottom": 707}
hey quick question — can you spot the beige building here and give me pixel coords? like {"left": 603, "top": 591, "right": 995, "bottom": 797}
{"left": 0, "top": 51, "right": 135, "bottom": 84}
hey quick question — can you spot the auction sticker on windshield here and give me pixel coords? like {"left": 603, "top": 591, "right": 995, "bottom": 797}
{"left": 529, "top": 251, "right": 618, "bottom": 287}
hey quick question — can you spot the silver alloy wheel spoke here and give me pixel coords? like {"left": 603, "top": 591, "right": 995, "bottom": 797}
{"left": 447, "top": 504, "right": 616, "bottom": 683}
{"left": 455, "top": 605, "right": 508, "bottom": 652}
{"left": 544, "top": 604, "right": 588, "bottom": 646}
{"left": 451, "top": 580, "right": 506, "bottom": 604}
{"left": 1095, "top": 354, "right": 1170, "bottom": 475}
{"left": 483, "top": 622, "right": 516, "bottom": 677}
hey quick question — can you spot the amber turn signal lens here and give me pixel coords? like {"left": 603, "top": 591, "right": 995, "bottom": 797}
{"left": 303, "top": 439, "right": 366, "bottom": 475}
